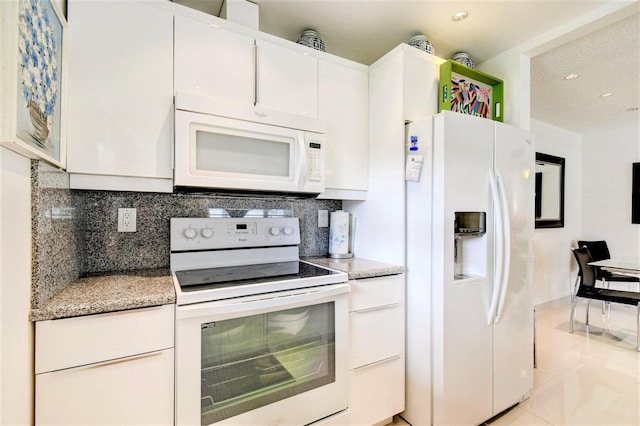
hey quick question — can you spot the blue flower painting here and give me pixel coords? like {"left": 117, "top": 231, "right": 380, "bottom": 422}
{"left": 16, "top": 0, "right": 63, "bottom": 162}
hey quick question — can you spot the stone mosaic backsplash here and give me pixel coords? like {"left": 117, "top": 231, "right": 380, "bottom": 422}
{"left": 31, "top": 161, "right": 341, "bottom": 307}
{"left": 31, "top": 161, "right": 81, "bottom": 308}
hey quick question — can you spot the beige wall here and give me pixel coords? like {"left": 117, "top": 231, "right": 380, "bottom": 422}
{"left": 581, "top": 123, "right": 640, "bottom": 260}
{"left": 478, "top": 1, "right": 638, "bottom": 305}
{"left": 0, "top": 147, "right": 33, "bottom": 425}
{"left": 531, "top": 120, "right": 582, "bottom": 305}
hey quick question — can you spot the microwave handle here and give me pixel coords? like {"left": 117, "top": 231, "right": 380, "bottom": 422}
{"left": 296, "top": 133, "right": 307, "bottom": 188}
{"left": 253, "top": 42, "right": 258, "bottom": 106}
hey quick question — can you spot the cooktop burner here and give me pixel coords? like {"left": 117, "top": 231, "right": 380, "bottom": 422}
{"left": 175, "top": 261, "right": 339, "bottom": 293}
{"left": 170, "top": 217, "right": 348, "bottom": 305}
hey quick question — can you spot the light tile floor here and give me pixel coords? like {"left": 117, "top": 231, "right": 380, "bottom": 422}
{"left": 393, "top": 300, "right": 640, "bottom": 425}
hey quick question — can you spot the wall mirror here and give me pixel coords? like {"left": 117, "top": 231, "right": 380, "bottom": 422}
{"left": 535, "top": 152, "right": 565, "bottom": 228}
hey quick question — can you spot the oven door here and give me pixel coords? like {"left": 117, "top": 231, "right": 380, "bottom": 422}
{"left": 175, "top": 283, "right": 349, "bottom": 426}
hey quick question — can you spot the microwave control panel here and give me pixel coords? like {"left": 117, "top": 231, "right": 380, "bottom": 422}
{"left": 307, "top": 141, "right": 323, "bottom": 183}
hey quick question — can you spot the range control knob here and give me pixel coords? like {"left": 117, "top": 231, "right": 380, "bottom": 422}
{"left": 283, "top": 226, "right": 294, "bottom": 236}
{"left": 270, "top": 227, "right": 280, "bottom": 236}
{"left": 201, "top": 228, "right": 213, "bottom": 239}
{"left": 183, "top": 228, "right": 197, "bottom": 239}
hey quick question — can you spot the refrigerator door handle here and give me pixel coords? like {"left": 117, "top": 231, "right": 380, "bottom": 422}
{"left": 495, "top": 170, "right": 512, "bottom": 323}
{"left": 488, "top": 169, "right": 503, "bottom": 326}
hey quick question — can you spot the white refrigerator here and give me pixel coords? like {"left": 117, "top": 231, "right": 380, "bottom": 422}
{"left": 403, "top": 111, "right": 535, "bottom": 425}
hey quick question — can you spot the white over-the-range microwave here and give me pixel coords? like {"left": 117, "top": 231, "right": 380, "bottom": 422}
{"left": 174, "top": 92, "right": 325, "bottom": 194}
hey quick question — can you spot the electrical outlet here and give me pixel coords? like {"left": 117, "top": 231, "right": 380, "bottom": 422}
{"left": 118, "top": 208, "right": 136, "bottom": 232}
{"left": 318, "top": 210, "right": 329, "bottom": 227}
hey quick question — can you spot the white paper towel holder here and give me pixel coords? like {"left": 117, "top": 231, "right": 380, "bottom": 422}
{"left": 328, "top": 211, "right": 356, "bottom": 259}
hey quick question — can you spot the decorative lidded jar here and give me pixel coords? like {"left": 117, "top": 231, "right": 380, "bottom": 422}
{"left": 450, "top": 52, "right": 475, "bottom": 68}
{"left": 297, "top": 29, "right": 325, "bottom": 52}
{"left": 408, "top": 35, "right": 435, "bottom": 55}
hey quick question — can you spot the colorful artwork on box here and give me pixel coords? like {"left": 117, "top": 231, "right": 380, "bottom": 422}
{"left": 451, "top": 71, "right": 492, "bottom": 119}
{"left": 15, "top": 0, "right": 63, "bottom": 162}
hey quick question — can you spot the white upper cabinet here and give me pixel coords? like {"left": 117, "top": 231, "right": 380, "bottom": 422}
{"left": 255, "top": 39, "right": 318, "bottom": 117}
{"left": 318, "top": 59, "right": 369, "bottom": 200}
{"left": 174, "top": 14, "right": 318, "bottom": 118}
{"left": 65, "top": 0, "right": 174, "bottom": 192}
{"left": 174, "top": 15, "right": 255, "bottom": 105}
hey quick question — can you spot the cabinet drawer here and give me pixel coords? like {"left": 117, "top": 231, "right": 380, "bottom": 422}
{"left": 36, "top": 348, "right": 174, "bottom": 425}
{"left": 349, "top": 274, "right": 403, "bottom": 312}
{"left": 349, "top": 303, "right": 403, "bottom": 369}
{"left": 36, "top": 304, "right": 174, "bottom": 373}
{"left": 349, "top": 355, "right": 404, "bottom": 426}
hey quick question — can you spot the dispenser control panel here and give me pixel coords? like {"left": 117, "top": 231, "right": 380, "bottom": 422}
{"left": 454, "top": 212, "right": 486, "bottom": 236}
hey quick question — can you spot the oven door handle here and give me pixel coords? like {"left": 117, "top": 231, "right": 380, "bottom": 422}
{"left": 176, "top": 283, "right": 350, "bottom": 319}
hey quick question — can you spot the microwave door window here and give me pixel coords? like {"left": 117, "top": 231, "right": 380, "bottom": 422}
{"left": 195, "top": 130, "right": 293, "bottom": 179}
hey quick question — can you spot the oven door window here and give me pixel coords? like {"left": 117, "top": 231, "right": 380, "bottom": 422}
{"left": 200, "top": 302, "right": 335, "bottom": 424}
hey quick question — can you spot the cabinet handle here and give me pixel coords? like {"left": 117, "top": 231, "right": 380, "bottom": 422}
{"left": 353, "top": 302, "right": 401, "bottom": 314}
{"left": 51, "top": 305, "right": 165, "bottom": 321}
{"left": 253, "top": 42, "right": 258, "bottom": 106}
{"left": 85, "top": 351, "right": 163, "bottom": 370}
{"left": 354, "top": 355, "right": 400, "bottom": 371}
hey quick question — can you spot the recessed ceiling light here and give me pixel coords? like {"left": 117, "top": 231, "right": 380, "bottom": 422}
{"left": 452, "top": 11, "right": 468, "bottom": 21}
{"left": 564, "top": 74, "right": 579, "bottom": 80}
{"left": 599, "top": 92, "right": 614, "bottom": 98}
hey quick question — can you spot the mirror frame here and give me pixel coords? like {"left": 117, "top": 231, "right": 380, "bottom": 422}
{"left": 535, "top": 152, "right": 565, "bottom": 229}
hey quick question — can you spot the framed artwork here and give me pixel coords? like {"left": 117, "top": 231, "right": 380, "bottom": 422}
{"left": 534, "top": 152, "right": 565, "bottom": 229}
{"left": 439, "top": 60, "right": 504, "bottom": 122}
{"left": 1, "top": 0, "right": 66, "bottom": 168}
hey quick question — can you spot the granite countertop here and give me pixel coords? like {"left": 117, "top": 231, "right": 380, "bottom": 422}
{"left": 305, "top": 256, "right": 405, "bottom": 280}
{"left": 30, "top": 268, "right": 175, "bottom": 322}
{"left": 30, "top": 258, "right": 403, "bottom": 321}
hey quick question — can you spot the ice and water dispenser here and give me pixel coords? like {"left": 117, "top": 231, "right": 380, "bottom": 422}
{"left": 454, "top": 212, "right": 487, "bottom": 279}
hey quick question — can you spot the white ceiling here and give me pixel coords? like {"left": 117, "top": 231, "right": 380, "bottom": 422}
{"left": 531, "top": 12, "right": 639, "bottom": 134}
{"left": 173, "top": 0, "right": 640, "bottom": 134}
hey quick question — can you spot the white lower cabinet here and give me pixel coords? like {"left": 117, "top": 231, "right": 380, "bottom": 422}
{"left": 35, "top": 305, "right": 174, "bottom": 425}
{"left": 348, "top": 274, "right": 405, "bottom": 425}
{"left": 350, "top": 355, "right": 404, "bottom": 425}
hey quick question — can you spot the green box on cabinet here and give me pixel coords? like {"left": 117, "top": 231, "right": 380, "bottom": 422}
{"left": 439, "top": 60, "right": 504, "bottom": 122}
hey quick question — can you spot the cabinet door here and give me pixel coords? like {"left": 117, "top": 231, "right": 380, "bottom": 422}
{"left": 318, "top": 60, "right": 368, "bottom": 200}
{"left": 36, "top": 305, "right": 174, "bottom": 374}
{"left": 403, "top": 46, "right": 442, "bottom": 122}
{"left": 350, "top": 303, "right": 403, "bottom": 369}
{"left": 36, "top": 348, "right": 174, "bottom": 425}
{"left": 66, "top": 1, "right": 173, "bottom": 189}
{"left": 174, "top": 14, "right": 255, "bottom": 104}
{"left": 350, "top": 355, "right": 404, "bottom": 426}
{"left": 256, "top": 39, "right": 318, "bottom": 117}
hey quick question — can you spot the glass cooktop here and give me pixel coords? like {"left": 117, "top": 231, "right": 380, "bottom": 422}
{"left": 175, "top": 261, "right": 339, "bottom": 293}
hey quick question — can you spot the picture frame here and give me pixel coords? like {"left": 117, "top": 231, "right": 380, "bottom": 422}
{"left": 439, "top": 60, "right": 504, "bottom": 122}
{"left": 0, "top": 0, "right": 67, "bottom": 168}
{"left": 534, "top": 152, "right": 565, "bottom": 229}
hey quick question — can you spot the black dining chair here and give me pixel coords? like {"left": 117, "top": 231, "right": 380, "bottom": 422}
{"left": 577, "top": 240, "right": 640, "bottom": 290}
{"left": 571, "top": 247, "right": 640, "bottom": 351}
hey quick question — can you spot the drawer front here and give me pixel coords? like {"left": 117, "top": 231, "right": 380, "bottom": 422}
{"left": 36, "top": 304, "right": 174, "bottom": 373}
{"left": 36, "top": 348, "right": 174, "bottom": 425}
{"left": 349, "top": 274, "right": 403, "bottom": 312}
{"left": 349, "top": 303, "right": 403, "bottom": 369}
{"left": 349, "top": 355, "right": 404, "bottom": 426}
